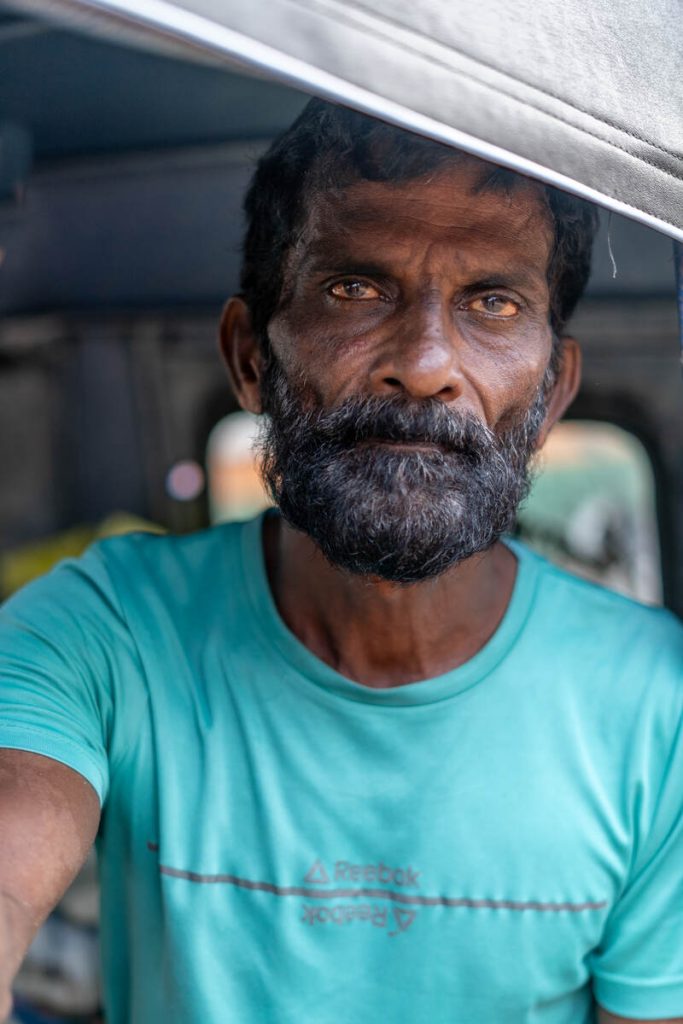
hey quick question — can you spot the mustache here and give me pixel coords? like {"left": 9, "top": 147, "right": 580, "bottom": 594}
{"left": 277, "top": 393, "right": 497, "bottom": 460}
{"left": 257, "top": 353, "right": 547, "bottom": 581}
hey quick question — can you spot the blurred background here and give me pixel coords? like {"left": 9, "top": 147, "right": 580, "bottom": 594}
{"left": 0, "top": 4, "right": 681, "bottom": 1020}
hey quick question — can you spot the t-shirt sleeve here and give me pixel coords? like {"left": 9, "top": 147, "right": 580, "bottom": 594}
{"left": 589, "top": 626, "right": 683, "bottom": 1019}
{"left": 0, "top": 544, "right": 130, "bottom": 806}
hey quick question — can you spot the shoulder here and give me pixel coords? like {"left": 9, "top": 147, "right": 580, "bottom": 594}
{"left": 512, "top": 539, "right": 683, "bottom": 700}
{"left": 93, "top": 519, "right": 241, "bottom": 569}
{"left": 92, "top": 520, "right": 247, "bottom": 607}
{"left": 1, "top": 520, "right": 249, "bottom": 634}
{"left": 516, "top": 539, "right": 682, "bottom": 641}
{"left": 510, "top": 544, "right": 683, "bottom": 792}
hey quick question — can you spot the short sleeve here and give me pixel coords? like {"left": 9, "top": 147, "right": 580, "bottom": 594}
{"left": 589, "top": 652, "right": 683, "bottom": 1019}
{"left": 0, "top": 545, "right": 132, "bottom": 806}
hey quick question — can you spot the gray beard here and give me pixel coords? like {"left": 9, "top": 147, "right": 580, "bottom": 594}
{"left": 257, "top": 355, "right": 551, "bottom": 583}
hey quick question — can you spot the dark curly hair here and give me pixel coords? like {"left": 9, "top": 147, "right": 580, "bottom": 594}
{"left": 240, "top": 99, "right": 599, "bottom": 359}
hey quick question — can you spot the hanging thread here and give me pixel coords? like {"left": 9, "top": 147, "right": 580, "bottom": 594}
{"left": 606, "top": 213, "right": 618, "bottom": 280}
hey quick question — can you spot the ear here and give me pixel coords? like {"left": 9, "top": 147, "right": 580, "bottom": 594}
{"left": 219, "top": 297, "right": 265, "bottom": 414}
{"left": 535, "top": 336, "right": 582, "bottom": 448}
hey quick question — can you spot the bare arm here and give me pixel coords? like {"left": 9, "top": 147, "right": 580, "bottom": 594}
{"left": 598, "top": 1008, "right": 683, "bottom": 1024}
{"left": 0, "top": 749, "right": 100, "bottom": 1021}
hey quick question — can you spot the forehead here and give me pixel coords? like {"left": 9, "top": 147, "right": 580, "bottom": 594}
{"left": 297, "top": 160, "right": 554, "bottom": 273}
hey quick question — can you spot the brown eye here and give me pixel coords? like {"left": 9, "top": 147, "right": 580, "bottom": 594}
{"left": 329, "top": 279, "right": 382, "bottom": 301}
{"left": 468, "top": 295, "right": 519, "bottom": 318}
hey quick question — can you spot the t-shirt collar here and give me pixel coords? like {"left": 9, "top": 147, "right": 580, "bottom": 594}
{"left": 239, "top": 511, "right": 540, "bottom": 707}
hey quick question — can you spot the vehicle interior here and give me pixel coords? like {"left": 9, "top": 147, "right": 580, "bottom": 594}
{"left": 1, "top": 4, "right": 681, "bottom": 1021}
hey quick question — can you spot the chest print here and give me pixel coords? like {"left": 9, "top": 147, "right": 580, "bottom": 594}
{"left": 148, "top": 844, "right": 607, "bottom": 938}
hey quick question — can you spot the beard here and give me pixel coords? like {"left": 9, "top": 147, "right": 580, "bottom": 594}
{"left": 256, "top": 353, "right": 552, "bottom": 584}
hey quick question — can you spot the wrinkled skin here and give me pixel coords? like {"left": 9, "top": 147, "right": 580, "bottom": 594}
{"left": 255, "top": 348, "right": 552, "bottom": 583}
{"left": 221, "top": 160, "right": 581, "bottom": 689}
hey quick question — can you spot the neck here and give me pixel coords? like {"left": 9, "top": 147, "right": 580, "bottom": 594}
{"left": 263, "top": 514, "right": 518, "bottom": 689}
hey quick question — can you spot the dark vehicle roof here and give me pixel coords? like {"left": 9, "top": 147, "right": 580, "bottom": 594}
{"left": 4, "top": 0, "right": 682, "bottom": 240}
{"left": 0, "top": 3, "right": 677, "bottom": 314}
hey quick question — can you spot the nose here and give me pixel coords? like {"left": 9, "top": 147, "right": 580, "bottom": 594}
{"left": 368, "top": 300, "right": 465, "bottom": 401}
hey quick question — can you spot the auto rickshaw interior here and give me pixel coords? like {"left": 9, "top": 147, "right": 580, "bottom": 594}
{"left": 0, "top": 10, "right": 681, "bottom": 1019}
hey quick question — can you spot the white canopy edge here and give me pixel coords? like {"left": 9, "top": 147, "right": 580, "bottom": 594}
{"left": 13, "top": 0, "right": 683, "bottom": 243}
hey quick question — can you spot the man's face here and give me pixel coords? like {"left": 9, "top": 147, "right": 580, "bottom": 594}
{"left": 256, "top": 159, "right": 559, "bottom": 582}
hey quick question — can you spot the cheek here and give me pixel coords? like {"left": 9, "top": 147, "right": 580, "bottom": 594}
{"left": 467, "top": 331, "right": 552, "bottom": 428}
{"left": 268, "top": 306, "right": 379, "bottom": 399}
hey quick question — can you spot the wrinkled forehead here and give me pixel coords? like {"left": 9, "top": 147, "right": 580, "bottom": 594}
{"left": 294, "top": 158, "right": 555, "bottom": 272}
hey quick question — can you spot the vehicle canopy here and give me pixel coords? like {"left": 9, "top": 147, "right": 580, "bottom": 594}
{"left": 6, "top": 0, "right": 683, "bottom": 241}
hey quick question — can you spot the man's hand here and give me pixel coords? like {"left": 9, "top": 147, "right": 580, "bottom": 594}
{"left": 0, "top": 749, "right": 100, "bottom": 1020}
{"left": 598, "top": 1008, "right": 683, "bottom": 1023}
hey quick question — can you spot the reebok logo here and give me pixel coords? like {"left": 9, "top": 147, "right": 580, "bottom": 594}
{"left": 299, "top": 858, "right": 422, "bottom": 937}
{"left": 301, "top": 903, "right": 417, "bottom": 936}
{"left": 333, "top": 860, "right": 420, "bottom": 887}
{"left": 304, "top": 860, "right": 330, "bottom": 884}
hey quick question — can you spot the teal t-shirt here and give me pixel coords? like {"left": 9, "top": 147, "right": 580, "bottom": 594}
{"left": 1, "top": 514, "right": 683, "bottom": 1023}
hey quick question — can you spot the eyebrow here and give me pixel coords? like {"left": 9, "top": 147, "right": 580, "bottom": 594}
{"left": 306, "top": 256, "right": 394, "bottom": 278}
{"left": 460, "top": 274, "right": 540, "bottom": 293}
{"left": 298, "top": 237, "right": 385, "bottom": 272}
{"left": 304, "top": 252, "right": 541, "bottom": 292}
{"left": 300, "top": 234, "right": 546, "bottom": 289}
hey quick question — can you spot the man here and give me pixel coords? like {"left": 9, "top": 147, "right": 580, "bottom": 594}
{"left": 1, "top": 100, "right": 682, "bottom": 1024}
